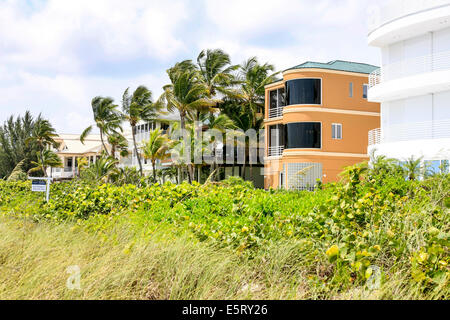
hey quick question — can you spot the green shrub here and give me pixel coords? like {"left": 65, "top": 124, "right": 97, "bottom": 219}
{"left": 1, "top": 163, "right": 448, "bottom": 297}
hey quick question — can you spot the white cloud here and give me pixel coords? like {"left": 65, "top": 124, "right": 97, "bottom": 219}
{"left": 204, "top": 0, "right": 363, "bottom": 37}
{"left": 0, "top": 0, "right": 381, "bottom": 135}
{"left": 198, "top": 0, "right": 380, "bottom": 71}
{"left": 0, "top": 0, "right": 189, "bottom": 72}
{"left": 0, "top": 69, "right": 169, "bottom": 134}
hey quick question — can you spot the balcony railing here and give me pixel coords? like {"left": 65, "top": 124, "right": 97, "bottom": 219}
{"left": 368, "top": 0, "right": 450, "bottom": 34}
{"left": 368, "top": 128, "right": 381, "bottom": 146}
{"left": 368, "top": 119, "right": 450, "bottom": 145}
{"left": 369, "top": 50, "right": 450, "bottom": 89}
{"left": 51, "top": 167, "right": 78, "bottom": 179}
{"left": 268, "top": 146, "right": 284, "bottom": 157}
{"left": 268, "top": 107, "right": 283, "bottom": 119}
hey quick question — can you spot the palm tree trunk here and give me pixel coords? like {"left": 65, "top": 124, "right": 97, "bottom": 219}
{"left": 241, "top": 143, "right": 248, "bottom": 180}
{"left": 196, "top": 111, "right": 202, "bottom": 184}
{"left": 132, "top": 125, "right": 144, "bottom": 176}
{"left": 197, "top": 166, "right": 201, "bottom": 183}
{"left": 100, "top": 131, "right": 109, "bottom": 156}
{"left": 40, "top": 149, "right": 47, "bottom": 177}
{"left": 152, "top": 159, "right": 157, "bottom": 182}
{"left": 111, "top": 145, "right": 116, "bottom": 160}
{"left": 180, "top": 112, "right": 193, "bottom": 184}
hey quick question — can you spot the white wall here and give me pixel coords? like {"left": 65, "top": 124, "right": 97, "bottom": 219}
{"left": 382, "top": 26, "right": 450, "bottom": 66}
{"left": 434, "top": 90, "right": 450, "bottom": 119}
{"left": 433, "top": 27, "right": 450, "bottom": 53}
{"left": 382, "top": 90, "right": 450, "bottom": 143}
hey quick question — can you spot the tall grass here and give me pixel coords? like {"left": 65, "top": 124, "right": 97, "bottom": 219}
{"left": 0, "top": 214, "right": 445, "bottom": 300}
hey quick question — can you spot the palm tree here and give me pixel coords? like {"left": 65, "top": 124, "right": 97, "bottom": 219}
{"left": 28, "top": 149, "right": 62, "bottom": 177}
{"left": 403, "top": 156, "right": 423, "bottom": 181}
{"left": 122, "top": 86, "right": 164, "bottom": 177}
{"left": 161, "top": 67, "right": 213, "bottom": 183}
{"left": 81, "top": 156, "right": 117, "bottom": 183}
{"left": 81, "top": 97, "right": 122, "bottom": 156}
{"left": 142, "top": 128, "right": 174, "bottom": 182}
{"left": 219, "top": 58, "right": 278, "bottom": 181}
{"left": 107, "top": 133, "right": 129, "bottom": 160}
{"left": 197, "top": 49, "right": 238, "bottom": 98}
{"left": 232, "top": 57, "right": 278, "bottom": 120}
{"left": 201, "top": 112, "right": 236, "bottom": 181}
{"left": 221, "top": 99, "right": 264, "bottom": 180}
{"left": 26, "top": 119, "right": 59, "bottom": 177}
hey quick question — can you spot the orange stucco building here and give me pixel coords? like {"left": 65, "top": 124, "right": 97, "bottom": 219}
{"left": 264, "top": 60, "right": 380, "bottom": 190}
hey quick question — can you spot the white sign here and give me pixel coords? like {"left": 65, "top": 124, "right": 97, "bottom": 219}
{"left": 31, "top": 180, "right": 47, "bottom": 192}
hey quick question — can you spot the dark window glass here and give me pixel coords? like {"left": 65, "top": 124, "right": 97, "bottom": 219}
{"left": 278, "top": 88, "right": 286, "bottom": 107}
{"left": 285, "top": 122, "right": 321, "bottom": 149}
{"left": 286, "top": 79, "right": 321, "bottom": 105}
{"left": 363, "top": 85, "right": 368, "bottom": 99}
{"left": 269, "top": 90, "right": 278, "bottom": 110}
{"left": 269, "top": 88, "right": 285, "bottom": 110}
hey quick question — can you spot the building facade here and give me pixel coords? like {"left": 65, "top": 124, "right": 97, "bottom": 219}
{"left": 367, "top": 0, "right": 450, "bottom": 173}
{"left": 264, "top": 60, "right": 380, "bottom": 190}
{"left": 51, "top": 134, "right": 103, "bottom": 179}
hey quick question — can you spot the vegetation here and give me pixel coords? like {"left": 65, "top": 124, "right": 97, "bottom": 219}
{"left": 1, "top": 49, "right": 448, "bottom": 300}
{"left": 0, "top": 112, "right": 44, "bottom": 178}
{"left": 0, "top": 159, "right": 448, "bottom": 300}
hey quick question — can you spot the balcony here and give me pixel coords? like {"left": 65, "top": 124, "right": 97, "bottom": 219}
{"left": 368, "top": 0, "right": 450, "bottom": 35}
{"left": 268, "top": 106, "right": 283, "bottom": 119}
{"left": 51, "top": 167, "right": 78, "bottom": 179}
{"left": 368, "top": 50, "right": 450, "bottom": 102}
{"left": 368, "top": 128, "right": 381, "bottom": 146}
{"left": 268, "top": 146, "right": 284, "bottom": 157}
{"left": 370, "top": 50, "right": 450, "bottom": 89}
{"left": 368, "top": 119, "right": 450, "bottom": 146}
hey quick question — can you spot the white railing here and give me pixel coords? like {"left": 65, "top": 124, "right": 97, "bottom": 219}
{"left": 52, "top": 167, "right": 78, "bottom": 179}
{"left": 368, "top": 119, "right": 450, "bottom": 145}
{"left": 268, "top": 146, "right": 284, "bottom": 157}
{"left": 368, "top": 0, "right": 450, "bottom": 34}
{"left": 368, "top": 128, "right": 381, "bottom": 146}
{"left": 369, "top": 50, "right": 450, "bottom": 89}
{"left": 269, "top": 107, "right": 283, "bottom": 119}
{"left": 369, "top": 68, "right": 381, "bottom": 89}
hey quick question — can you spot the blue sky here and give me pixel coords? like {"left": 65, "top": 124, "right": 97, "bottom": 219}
{"left": 0, "top": 0, "right": 383, "bottom": 133}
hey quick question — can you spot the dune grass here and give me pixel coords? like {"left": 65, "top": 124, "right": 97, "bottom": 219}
{"left": 0, "top": 213, "right": 444, "bottom": 300}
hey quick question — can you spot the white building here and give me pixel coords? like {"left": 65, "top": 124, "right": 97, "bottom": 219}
{"left": 367, "top": 0, "right": 450, "bottom": 173}
{"left": 120, "top": 113, "right": 180, "bottom": 174}
{"left": 51, "top": 134, "right": 103, "bottom": 179}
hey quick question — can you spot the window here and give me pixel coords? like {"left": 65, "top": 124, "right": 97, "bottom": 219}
{"left": 269, "top": 124, "right": 284, "bottom": 147}
{"left": 285, "top": 79, "right": 321, "bottom": 105}
{"left": 279, "top": 170, "right": 285, "bottom": 190}
{"left": 161, "top": 123, "right": 170, "bottom": 132}
{"left": 269, "top": 87, "right": 285, "bottom": 117}
{"left": 332, "top": 123, "right": 342, "bottom": 140}
{"left": 349, "top": 82, "right": 353, "bottom": 97}
{"left": 363, "top": 84, "right": 368, "bottom": 99}
{"left": 284, "top": 122, "right": 321, "bottom": 149}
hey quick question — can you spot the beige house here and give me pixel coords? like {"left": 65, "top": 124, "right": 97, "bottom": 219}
{"left": 50, "top": 134, "right": 103, "bottom": 179}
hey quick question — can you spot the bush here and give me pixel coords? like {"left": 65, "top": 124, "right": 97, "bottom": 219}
{"left": 1, "top": 162, "right": 449, "bottom": 298}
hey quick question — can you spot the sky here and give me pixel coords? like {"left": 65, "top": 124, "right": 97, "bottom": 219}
{"left": 0, "top": 0, "right": 383, "bottom": 134}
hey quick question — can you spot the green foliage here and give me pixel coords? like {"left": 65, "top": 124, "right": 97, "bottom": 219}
{"left": 1, "top": 161, "right": 449, "bottom": 298}
{"left": 0, "top": 111, "right": 42, "bottom": 178}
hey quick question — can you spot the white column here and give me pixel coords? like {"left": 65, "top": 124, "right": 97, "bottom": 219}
{"left": 72, "top": 156, "right": 76, "bottom": 177}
